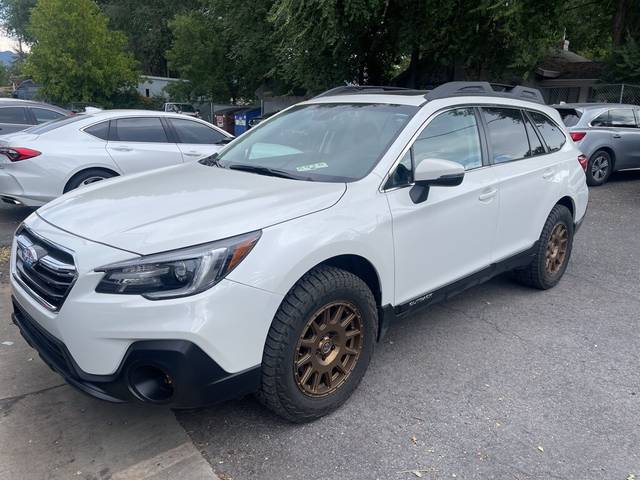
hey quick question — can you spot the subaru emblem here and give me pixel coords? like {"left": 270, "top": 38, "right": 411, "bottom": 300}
{"left": 21, "top": 245, "right": 39, "bottom": 268}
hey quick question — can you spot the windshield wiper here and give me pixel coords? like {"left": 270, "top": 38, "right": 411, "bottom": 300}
{"left": 228, "top": 163, "right": 302, "bottom": 180}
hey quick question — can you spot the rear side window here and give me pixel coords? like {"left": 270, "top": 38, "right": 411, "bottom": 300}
{"left": 412, "top": 107, "right": 482, "bottom": 170}
{"left": 114, "top": 117, "right": 168, "bottom": 143}
{"left": 31, "top": 107, "right": 65, "bottom": 124}
{"left": 482, "top": 107, "right": 529, "bottom": 163}
{"left": 591, "top": 111, "right": 609, "bottom": 127}
{"left": 529, "top": 111, "right": 566, "bottom": 152}
{"left": 0, "top": 107, "right": 29, "bottom": 125}
{"left": 84, "top": 121, "right": 110, "bottom": 140}
{"left": 556, "top": 108, "right": 581, "bottom": 127}
{"left": 170, "top": 118, "right": 227, "bottom": 144}
{"left": 609, "top": 108, "right": 637, "bottom": 128}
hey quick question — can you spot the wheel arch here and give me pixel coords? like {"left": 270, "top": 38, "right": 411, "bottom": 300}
{"left": 592, "top": 146, "right": 616, "bottom": 171}
{"left": 318, "top": 254, "right": 382, "bottom": 307}
{"left": 556, "top": 195, "right": 575, "bottom": 220}
{"left": 63, "top": 166, "right": 120, "bottom": 193}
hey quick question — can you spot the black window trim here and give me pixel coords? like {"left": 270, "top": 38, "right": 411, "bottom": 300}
{"left": 383, "top": 105, "right": 489, "bottom": 190}
{"left": 522, "top": 109, "right": 549, "bottom": 157}
{"left": 0, "top": 106, "right": 31, "bottom": 126}
{"left": 108, "top": 116, "right": 172, "bottom": 143}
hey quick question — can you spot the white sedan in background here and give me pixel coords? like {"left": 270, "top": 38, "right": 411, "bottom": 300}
{"left": 0, "top": 110, "right": 233, "bottom": 206}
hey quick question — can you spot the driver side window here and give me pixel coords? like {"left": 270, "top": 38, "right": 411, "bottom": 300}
{"left": 387, "top": 107, "right": 482, "bottom": 188}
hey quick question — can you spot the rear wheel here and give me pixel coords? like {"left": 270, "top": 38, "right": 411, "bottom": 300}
{"left": 586, "top": 149, "right": 612, "bottom": 186}
{"left": 256, "top": 266, "right": 377, "bottom": 422}
{"left": 64, "top": 168, "right": 116, "bottom": 193}
{"left": 511, "top": 204, "right": 574, "bottom": 290}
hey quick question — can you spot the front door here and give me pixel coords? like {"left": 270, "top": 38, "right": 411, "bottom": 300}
{"left": 385, "top": 107, "right": 499, "bottom": 306}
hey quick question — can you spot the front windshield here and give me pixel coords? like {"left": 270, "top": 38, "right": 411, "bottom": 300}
{"left": 215, "top": 103, "right": 417, "bottom": 182}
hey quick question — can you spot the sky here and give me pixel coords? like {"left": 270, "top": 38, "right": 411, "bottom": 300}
{"left": 0, "top": 33, "right": 21, "bottom": 52}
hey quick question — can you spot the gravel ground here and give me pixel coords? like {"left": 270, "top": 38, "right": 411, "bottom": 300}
{"left": 176, "top": 170, "right": 640, "bottom": 480}
{"left": 1, "top": 172, "right": 639, "bottom": 479}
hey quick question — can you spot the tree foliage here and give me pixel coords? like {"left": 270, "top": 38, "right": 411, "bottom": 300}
{"left": 167, "top": 0, "right": 277, "bottom": 103}
{"left": 24, "top": 0, "right": 139, "bottom": 105}
{"left": 97, "top": 0, "right": 198, "bottom": 76}
{"left": 0, "top": 0, "right": 37, "bottom": 49}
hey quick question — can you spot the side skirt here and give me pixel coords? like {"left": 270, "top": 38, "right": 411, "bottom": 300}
{"left": 377, "top": 242, "right": 538, "bottom": 340}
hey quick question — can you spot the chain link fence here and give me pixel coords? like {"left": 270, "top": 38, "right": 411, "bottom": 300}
{"left": 540, "top": 84, "right": 640, "bottom": 105}
{"left": 587, "top": 84, "right": 640, "bottom": 104}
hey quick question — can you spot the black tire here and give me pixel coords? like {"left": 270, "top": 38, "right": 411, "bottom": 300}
{"left": 256, "top": 265, "right": 377, "bottom": 422}
{"left": 586, "top": 149, "right": 612, "bottom": 186}
{"left": 64, "top": 168, "right": 116, "bottom": 193}
{"left": 511, "top": 204, "right": 574, "bottom": 290}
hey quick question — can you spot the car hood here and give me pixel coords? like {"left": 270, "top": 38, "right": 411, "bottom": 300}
{"left": 37, "top": 163, "right": 346, "bottom": 255}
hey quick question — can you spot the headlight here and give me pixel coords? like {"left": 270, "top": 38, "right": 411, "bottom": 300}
{"left": 95, "top": 231, "right": 261, "bottom": 299}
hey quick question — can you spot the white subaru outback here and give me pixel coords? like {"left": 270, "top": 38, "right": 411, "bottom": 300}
{"left": 10, "top": 82, "right": 588, "bottom": 422}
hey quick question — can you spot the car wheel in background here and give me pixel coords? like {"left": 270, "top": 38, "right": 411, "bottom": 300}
{"left": 256, "top": 265, "right": 377, "bottom": 422}
{"left": 586, "top": 149, "right": 612, "bottom": 186}
{"left": 64, "top": 168, "right": 117, "bottom": 193}
{"left": 510, "top": 204, "right": 574, "bottom": 290}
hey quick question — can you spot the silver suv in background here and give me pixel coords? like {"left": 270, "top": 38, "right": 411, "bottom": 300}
{"left": 554, "top": 103, "right": 640, "bottom": 186}
{"left": 0, "top": 99, "right": 69, "bottom": 135}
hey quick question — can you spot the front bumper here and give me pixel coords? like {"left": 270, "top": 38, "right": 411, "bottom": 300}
{"left": 12, "top": 297, "right": 261, "bottom": 407}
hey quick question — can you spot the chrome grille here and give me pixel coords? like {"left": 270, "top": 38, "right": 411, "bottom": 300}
{"left": 14, "top": 227, "right": 77, "bottom": 311}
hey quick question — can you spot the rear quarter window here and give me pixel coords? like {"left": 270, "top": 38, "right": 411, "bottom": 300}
{"left": 529, "top": 111, "right": 566, "bottom": 152}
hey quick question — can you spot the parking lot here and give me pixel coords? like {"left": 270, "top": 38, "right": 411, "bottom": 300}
{"left": 1, "top": 171, "right": 639, "bottom": 479}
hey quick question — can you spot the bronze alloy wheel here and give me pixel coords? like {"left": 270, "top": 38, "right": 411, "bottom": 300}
{"left": 294, "top": 301, "right": 363, "bottom": 397}
{"left": 545, "top": 223, "right": 569, "bottom": 275}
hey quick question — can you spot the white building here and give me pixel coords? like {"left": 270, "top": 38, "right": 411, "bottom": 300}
{"left": 136, "top": 75, "right": 185, "bottom": 99}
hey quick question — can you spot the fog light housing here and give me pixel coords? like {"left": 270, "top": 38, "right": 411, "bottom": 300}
{"left": 129, "top": 365, "right": 174, "bottom": 403}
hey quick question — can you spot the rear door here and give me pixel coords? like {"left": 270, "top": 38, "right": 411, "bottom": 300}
{"left": 608, "top": 108, "right": 640, "bottom": 169}
{"left": 0, "top": 106, "right": 31, "bottom": 134}
{"left": 167, "top": 117, "right": 230, "bottom": 161}
{"left": 483, "top": 107, "right": 563, "bottom": 261}
{"left": 106, "top": 117, "right": 183, "bottom": 174}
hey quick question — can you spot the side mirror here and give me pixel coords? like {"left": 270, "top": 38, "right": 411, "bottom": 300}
{"left": 410, "top": 158, "right": 465, "bottom": 203}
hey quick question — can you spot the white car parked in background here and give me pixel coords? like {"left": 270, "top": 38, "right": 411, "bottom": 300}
{"left": 0, "top": 110, "right": 233, "bottom": 206}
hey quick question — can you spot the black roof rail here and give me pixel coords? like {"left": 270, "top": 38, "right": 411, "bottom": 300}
{"left": 313, "top": 85, "right": 415, "bottom": 99}
{"left": 424, "top": 81, "right": 545, "bottom": 104}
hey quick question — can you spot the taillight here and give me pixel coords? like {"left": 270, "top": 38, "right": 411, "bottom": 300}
{"left": 570, "top": 131, "right": 586, "bottom": 142}
{"left": 578, "top": 154, "right": 588, "bottom": 171}
{"left": 0, "top": 147, "right": 41, "bottom": 162}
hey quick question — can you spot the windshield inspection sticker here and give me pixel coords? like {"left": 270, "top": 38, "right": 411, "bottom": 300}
{"left": 296, "top": 162, "right": 328, "bottom": 172}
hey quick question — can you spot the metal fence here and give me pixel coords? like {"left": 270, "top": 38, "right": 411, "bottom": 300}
{"left": 587, "top": 84, "right": 640, "bottom": 104}
{"left": 540, "top": 84, "right": 640, "bottom": 105}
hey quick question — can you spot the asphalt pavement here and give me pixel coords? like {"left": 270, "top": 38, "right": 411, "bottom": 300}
{"left": 1, "top": 171, "right": 639, "bottom": 479}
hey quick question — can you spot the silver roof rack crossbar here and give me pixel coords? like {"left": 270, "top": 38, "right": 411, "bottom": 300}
{"left": 424, "top": 82, "right": 545, "bottom": 104}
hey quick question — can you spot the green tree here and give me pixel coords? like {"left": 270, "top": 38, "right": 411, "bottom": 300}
{"left": 0, "top": 62, "right": 9, "bottom": 86}
{"left": 608, "top": 36, "right": 640, "bottom": 83}
{"left": 0, "top": 0, "right": 37, "bottom": 52}
{"left": 167, "top": 0, "right": 277, "bottom": 103}
{"left": 97, "top": 0, "right": 198, "bottom": 76}
{"left": 24, "top": 0, "right": 139, "bottom": 105}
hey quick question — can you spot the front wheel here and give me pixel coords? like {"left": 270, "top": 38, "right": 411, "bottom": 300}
{"left": 256, "top": 266, "right": 377, "bottom": 422}
{"left": 511, "top": 204, "right": 574, "bottom": 290}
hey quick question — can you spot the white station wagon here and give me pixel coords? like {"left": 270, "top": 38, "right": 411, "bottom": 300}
{"left": 10, "top": 83, "right": 588, "bottom": 422}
